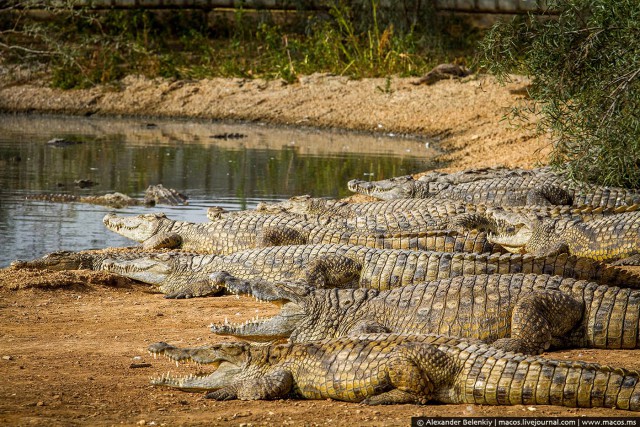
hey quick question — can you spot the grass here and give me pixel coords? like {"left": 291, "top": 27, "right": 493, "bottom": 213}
{"left": 0, "top": 1, "right": 481, "bottom": 88}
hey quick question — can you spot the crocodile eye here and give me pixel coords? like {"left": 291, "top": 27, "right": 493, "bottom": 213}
{"left": 340, "top": 299, "right": 352, "bottom": 307}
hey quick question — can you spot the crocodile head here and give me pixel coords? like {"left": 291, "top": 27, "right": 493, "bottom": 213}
{"left": 103, "top": 212, "right": 172, "bottom": 242}
{"left": 489, "top": 218, "right": 566, "bottom": 256}
{"left": 347, "top": 175, "right": 436, "bottom": 200}
{"left": 210, "top": 274, "right": 377, "bottom": 342}
{"left": 148, "top": 341, "right": 250, "bottom": 392}
{"left": 209, "top": 278, "right": 309, "bottom": 341}
{"left": 11, "top": 250, "right": 89, "bottom": 270}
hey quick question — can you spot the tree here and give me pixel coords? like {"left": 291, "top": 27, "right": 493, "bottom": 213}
{"left": 480, "top": 0, "right": 640, "bottom": 188}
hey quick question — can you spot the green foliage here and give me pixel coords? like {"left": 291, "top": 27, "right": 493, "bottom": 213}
{"left": 1, "top": 1, "right": 480, "bottom": 88}
{"left": 480, "top": 0, "right": 640, "bottom": 187}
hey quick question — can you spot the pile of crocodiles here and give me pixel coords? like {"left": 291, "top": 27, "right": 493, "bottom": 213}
{"left": 9, "top": 166, "right": 640, "bottom": 411}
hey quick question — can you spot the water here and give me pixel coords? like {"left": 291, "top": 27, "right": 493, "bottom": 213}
{"left": 0, "top": 114, "right": 438, "bottom": 267}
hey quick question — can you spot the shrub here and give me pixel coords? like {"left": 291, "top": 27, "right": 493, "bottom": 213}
{"left": 480, "top": 0, "right": 640, "bottom": 187}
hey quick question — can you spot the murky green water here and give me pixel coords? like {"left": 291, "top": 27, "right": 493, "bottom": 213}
{"left": 0, "top": 114, "right": 438, "bottom": 267}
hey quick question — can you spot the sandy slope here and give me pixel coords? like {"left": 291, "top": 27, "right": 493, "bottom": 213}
{"left": 0, "top": 72, "right": 551, "bottom": 171}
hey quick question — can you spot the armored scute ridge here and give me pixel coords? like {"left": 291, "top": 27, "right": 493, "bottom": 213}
{"left": 148, "top": 334, "right": 640, "bottom": 410}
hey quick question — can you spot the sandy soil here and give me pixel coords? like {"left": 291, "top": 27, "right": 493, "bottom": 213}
{"left": 1, "top": 72, "right": 637, "bottom": 426}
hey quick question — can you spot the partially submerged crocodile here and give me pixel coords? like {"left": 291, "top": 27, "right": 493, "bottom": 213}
{"left": 12, "top": 244, "right": 640, "bottom": 298}
{"left": 457, "top": 211, "right": 640, "bottom": 265}
{"left": 148, "top": 333, "right": 640, "bottom": 409}
{"left": 103, "top": 211, "right": 500, "bottom": 254}
{"left": 348, "top": 168, "right": 640, "bottom": 208}
{"left": 26, "top": 184, "right": 188, "bottom": 208}
{"left": 211, "top": 273, "right": 640, "bottom": 354}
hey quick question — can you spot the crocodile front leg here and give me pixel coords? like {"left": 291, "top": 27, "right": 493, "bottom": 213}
{"left": 257, "top": 226, "right": 308, "bottom": 246}
{"left": 526, "top": 185, "right": 573, "bottom": 206}
{"left": 362, "top": 342, "right": 457, "bottom": 405}
{"left": 304, "top": 255, "right": 363, "bottom": 288}
{"left": 491, "top": 290, "right": 584, "bottom": 354}
{"left": 206, "top": 370, "right": 294, "bottom": 400}
{"left": 142, "top": 232, "right": 183, "bottom": 250}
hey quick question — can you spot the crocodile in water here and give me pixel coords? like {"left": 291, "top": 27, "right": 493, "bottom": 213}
{"left": 26, "top": 184, "right": 188, "bottom": 208}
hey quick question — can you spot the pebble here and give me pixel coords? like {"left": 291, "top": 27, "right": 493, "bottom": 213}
{"left": 137, "top": 420, "right": 146, "bottom": 426}
{"left": 2, "top": 355, "right": 12, "bottom": 361}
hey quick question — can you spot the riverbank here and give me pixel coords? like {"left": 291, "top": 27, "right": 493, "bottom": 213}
{"left": 5, "top": 73, "right": 617, "bottom": 427}
{"left": 0, "top": 72, "right": 551, "bottom": 172}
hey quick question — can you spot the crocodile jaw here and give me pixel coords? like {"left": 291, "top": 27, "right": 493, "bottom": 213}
{"left": 101, "top": 256, "right": 173, "bottom": 286}
{"left": 150, "top": 361, "right": 241, "bottom": 392}
{"left": 148, "top": 341, "right": 248, "bottom": 392}
{"left": 103, "top": 212, "right": 168, "bottom": 242}
{"left": 210, "top": 301, "right": 304, "bottom": 341}
{"left": 488, "top": 227, "right": 533, "bottom": 254}
{"left": 347, "top": 176, "right": 418, "bottom": 200}
{"left": 11, "top": 251, "right": 84, "bottom": 270}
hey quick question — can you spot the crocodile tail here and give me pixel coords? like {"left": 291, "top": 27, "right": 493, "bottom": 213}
{"left": 466, "top": 355, "right": 640, "bottom": 410}
{"left": 583, "top": 286, "right": 640, "bottom": 349}
{"left": 533, "top": 253, "right": 640, "bottom": 288}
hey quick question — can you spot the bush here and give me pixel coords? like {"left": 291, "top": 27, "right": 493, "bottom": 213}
{"left": 480, "top": 0, "right": 640, "bottom": 188}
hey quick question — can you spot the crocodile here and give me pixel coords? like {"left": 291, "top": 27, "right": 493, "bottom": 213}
{"left": 456, "top": 211, "right": 640, "bottom": 265}
{"left": 346, "top": 167, "right": 554, "bottom": 200}
{"left": 210, "top": 273, "right": 640, "bottom": 354}
{"left": 12, "top": 243, "right": 640, "bottom": 298}
{"left": 148, "top": 333, "right": 640, "bottom": 410}
{"left": 26, "top": 184, "right": 188, "bottom": 208}
{"left": 257, "top": 195, "right": 638, "bottom": 220}
{"left": 103, "top": 211, "right": 501, "bottom": 254}
{"left": 348, "top": 168, "right": 640, "bottom": 208}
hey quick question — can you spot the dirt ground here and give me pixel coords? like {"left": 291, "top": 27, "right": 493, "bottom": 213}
{"left": 1, "top": 72, "right": 638, "bottom": 426}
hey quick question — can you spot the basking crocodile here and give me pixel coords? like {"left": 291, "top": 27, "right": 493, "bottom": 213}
{"left": 211, "top": 273, "right": 640, "bottom": 354}
{"left": 148, "top": 333, "right": 640, "bottom": 409}
{"left": 26, "top": 184, "right": 188, "bottom": 208}
{"left": 348, "top": 168, "right": 640, "bottom": 208}
{"left": 103, "top": 211, "right": 501, "bottom": 254}
{"left": 12, "top": 244, "right": 640, "bottom": 297}
{"left": 458, "top": 211, "right": 640, "bottom": 265}
{"left": 258, "top": 195, "right": 637, "bottom": 220}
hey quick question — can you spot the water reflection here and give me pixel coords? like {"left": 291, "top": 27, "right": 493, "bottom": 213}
{"left": 0, "top": 114, "right": 438, "bottom": 266}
